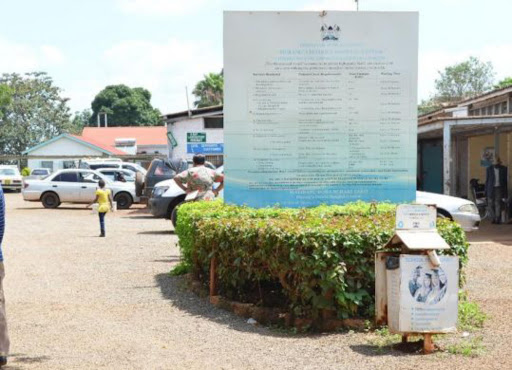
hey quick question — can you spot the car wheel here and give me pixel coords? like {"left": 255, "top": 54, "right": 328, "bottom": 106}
{"left": 41, "top": 192, "right": 60, "bottom": 209}
{"left": 171, "top": 201, "right": 185, "bottom": 228}
{"left": 436, "top": 209, "right": 452, "bottom": 220}
{"left": 166, "top": 195, "right": 186, "bottom": 219}
{"left": 115, "top": 192, "right": 133, "bottom": 209}
{"left": 135, "top": 172, "right": 145, "bottom": 197}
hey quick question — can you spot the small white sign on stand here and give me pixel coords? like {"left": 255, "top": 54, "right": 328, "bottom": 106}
{"left": 375, "top": 204, "right": 459, "bottom": 353}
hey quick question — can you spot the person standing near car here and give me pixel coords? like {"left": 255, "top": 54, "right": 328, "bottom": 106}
{"left": 0, "top": 186, "right": 10, "bottom": 367}
{"left": 87, "top": 180, "right": 113, "bottom": 237}
{"left": 174, "top": 154, "right": 224, "bottom": 201}
{"left": 485, "top": 157, "right": 508, "bottom": 224}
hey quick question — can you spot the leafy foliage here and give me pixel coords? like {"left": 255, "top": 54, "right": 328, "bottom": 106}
{"left": 446, "top": 336, "right": 484, "bottom": 357}
{"left": 434, "top": 56, "right": 494, "bottom": 102}
{"left": 170, "top": 261, "right": 191, "bottom": 276}
{"left": 89, "top": 84, "right": 162, "bottom": 126}
{"left": 494, "top": 76, "right": 512, "bottom": 90}
{"left": 21, "top": 167, "right": 31, "bottom": 176}
{"left": 71, "top": 109, "right": 92, "bottom": 133}
{"left": 418, "top": 98, "right": 443, "bottom": 116}
{"left": 192, "top": 71, "right": 223, "bottom": 108}
{"left": 0, "top": 84, "right": 12, "bottom": 119}
{"left": 176, "top": 201, "right": 469, "bottom": 320}
{"left": 458, "top": 292, "right": 486, "bottom": 331}
{"left": 0, "top": 72, "right": 75, "bottom": 155}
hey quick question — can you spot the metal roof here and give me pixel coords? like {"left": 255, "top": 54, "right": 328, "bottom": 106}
{"left": 162, "top": 105, "right": 224, "bottom": 122}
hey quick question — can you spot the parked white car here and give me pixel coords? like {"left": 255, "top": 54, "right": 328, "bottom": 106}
{"left": 0, "top": 165, "right": 23, "bottom": 192}
{"left": 415, "top": 191, "right": 480, "bottom": 232}
{"left": 22, "top": 169, "right": 137, "bottom": 209}
{"left": 80, "top": 159, "right": 147, "bottom": 175}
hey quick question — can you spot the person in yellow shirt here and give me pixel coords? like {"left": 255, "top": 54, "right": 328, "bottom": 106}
{"left": 87, "top": 180, "right": 113, "bottom": 237}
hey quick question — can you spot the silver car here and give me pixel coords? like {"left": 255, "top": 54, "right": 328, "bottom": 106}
{"left": 22, "top": 169, "right": 137, "bottom": 209}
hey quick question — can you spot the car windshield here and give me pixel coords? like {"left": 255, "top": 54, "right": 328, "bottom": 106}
{"left": 0, "top": 169, "right": 16, "bottom": 176}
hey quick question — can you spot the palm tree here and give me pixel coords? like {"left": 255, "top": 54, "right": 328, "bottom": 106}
{"left": 192, "top": 72, "right": 223, "bottom": 108}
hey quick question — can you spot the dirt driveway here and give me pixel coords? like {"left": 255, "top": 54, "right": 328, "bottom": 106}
{"left": 2, "top": 193, "right": 511, "bottom": 369}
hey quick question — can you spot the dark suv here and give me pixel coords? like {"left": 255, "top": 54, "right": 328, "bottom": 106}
{"left": 136, "top": 158, "right": 187, "bottom": 199}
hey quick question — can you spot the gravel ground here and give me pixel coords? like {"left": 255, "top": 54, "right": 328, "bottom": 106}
{"left": 1, "top": 192, "right": 511, "bottom": 369}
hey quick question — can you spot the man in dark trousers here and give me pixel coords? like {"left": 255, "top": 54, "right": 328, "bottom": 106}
{"left": 0, "top": 186, "right": 10, "bottom": 366}
{"left": 485, "top": 157, "right": 508, "bottom": 224}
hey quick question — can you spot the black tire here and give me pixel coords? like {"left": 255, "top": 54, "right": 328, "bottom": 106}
{"left": 115, "top": 192, "right": 133, "bottom": 209}
{"left": 171, "top": 201, "right": 185, "bottom": 228}
{"left": 166, "top": 195, "right": 186, "bottom": 219}
{"left": 135, "top": 172, "right": 145, "bottom": 197}
{"left": 41, "top": 192, "right": 60, "bottom": 209}
{"left": 436, "top": 209, "right": 452, "bottom": 220}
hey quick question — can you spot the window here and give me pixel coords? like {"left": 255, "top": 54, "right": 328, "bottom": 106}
{"left": 494, "top": 104, "right": 500, "bottom": 115}
{"left": 153, "top": 161, "right": 175, "bottom": 177}
{"left": 122, "top": 164, "right": 137, "bottom": 172}
{"left": 0, "top": 169, "right": 15, "bottom": 176}
{"left": 100, "top": 171, "right": 116, "bottom": 181}
{"left": 204, "top": 117, "right": 223, "bottom": 129}
{"left": 502, "top": 102, "right": 507, "bottom": 114}
{"left": 31, "top": 169, "right": 49, "bottom": 176}
{"left": 63, "top": 161, "right": 76, "bottom": 169}
{"left": 53, "top": 172, "right": 78, "bottom": 182}
{"left": 41, "top": 161, "right": 54, "bottom": 171}
{"left": 78, "top": 172, "right": 101, "bottom": 183}
{"left": 89, "top": 164, "right": 118, "bottom": 170}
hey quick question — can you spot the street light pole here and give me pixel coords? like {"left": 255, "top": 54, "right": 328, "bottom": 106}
{"left": 355, "top": 0, "right": 359, "bottom": 11}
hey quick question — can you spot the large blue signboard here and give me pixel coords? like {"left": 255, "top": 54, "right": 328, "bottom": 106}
{"left": 224, "top": 11, "right": 418, "bottom": 208}
{"left": 187, "top": 143, "right": 224, "bottom": 154}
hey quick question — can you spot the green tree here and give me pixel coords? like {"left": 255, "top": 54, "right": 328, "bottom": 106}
{"left": 0, "top": 72, "right": 74, "bottom": 155}
{"left": 494, "top": 77, "right": 512, "bottom": 89}
{"left": 71, "top": 109, "right": 92, "bottom": 134}
{"left": 0, "top": 84, "right": 11, "bottom": 111}
{"left": 434, "top": 56, "right": 495, "bottom": 102}
{"left": 89, "top": 85, "right": 162, "bottom": 126}
{"left": 418, "top": 98, "right": 443, "bottom": 116}
{"left": 192, "top": 71, "right": 223, "bottom": 108}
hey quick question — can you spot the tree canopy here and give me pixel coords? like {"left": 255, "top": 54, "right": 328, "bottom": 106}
{"left": 0, "top": 84, "right": 12, "bottom": 119}
{"left": 434, "top": 56, "right": 495, "bottom": 102}
{"left": 494, "top": 77, "right": 512, "bottom": 90}
{"left": 89, "top": 85, "right": 162, "bottom": 126}
{"left": 0, "top": 72, "right": 77, "bottom": 155}
{"left": 192, "top": 71, "right": 223, "bottom": 108}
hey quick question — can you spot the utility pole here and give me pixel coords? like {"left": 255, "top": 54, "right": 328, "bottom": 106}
{"left": 185, "top": 86, "right": 192, "bottom": 117}
{"left": 355, "top": 0, "right": 359, "bottom": 11}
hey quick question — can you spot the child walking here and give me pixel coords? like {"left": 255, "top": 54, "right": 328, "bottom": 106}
{"left": 87, "top": 180, "right": 113, "bottom": 237}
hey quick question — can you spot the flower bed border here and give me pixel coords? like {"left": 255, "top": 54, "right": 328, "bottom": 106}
{"left": 186, "top": 274, "right": 366, "bottom": 331}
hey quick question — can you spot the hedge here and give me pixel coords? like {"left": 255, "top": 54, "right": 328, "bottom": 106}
{"left": 175, "top": 200, "right": 469, "bottom": 320}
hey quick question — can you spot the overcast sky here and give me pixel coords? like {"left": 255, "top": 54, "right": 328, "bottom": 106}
{"left": 1, "top": 0, "right": 511, "bottom": 115}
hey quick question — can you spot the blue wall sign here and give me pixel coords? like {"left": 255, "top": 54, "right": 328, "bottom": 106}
{"left": 187, "top": 143, "right": 224, "bottom": 154}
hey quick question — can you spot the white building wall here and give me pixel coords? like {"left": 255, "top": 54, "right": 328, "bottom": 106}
{"left": 27, "top": 137, "right": 105, "bottom": 172}
{"left": 167, "top": 117, "right": 224, "bottom": 160}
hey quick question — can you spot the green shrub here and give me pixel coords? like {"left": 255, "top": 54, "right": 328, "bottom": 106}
{"left": 458, "top": 292, "right": 487, "bottom": 331}
{"left": 176, "top": 201, "right": 469, "bottom": 320}
{"left": 21, "top": 167, "right": 31, "bottom": 176}
{"left": 170, "top": 261, "right": 191, "bottom": 276}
